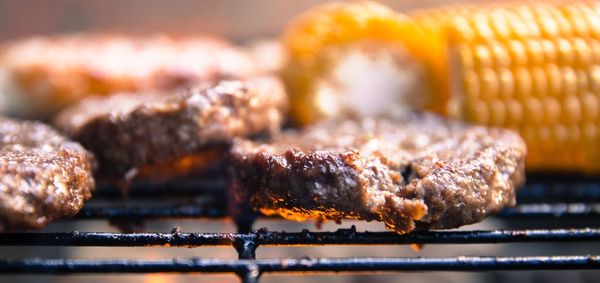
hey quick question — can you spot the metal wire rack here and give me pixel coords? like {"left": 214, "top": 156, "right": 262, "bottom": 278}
{"left": 1, "top": 174, "right": 600, "bottom": 282}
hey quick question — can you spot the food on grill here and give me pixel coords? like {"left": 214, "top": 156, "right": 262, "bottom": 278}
{"left": 410, "top": 1, "right": 600, "bottom": 172}
{"left": 0, "top": 33, "right": 256, "bottom": 119}
{"left": 231, "top": 113, "right": 526, "bottom": 234}
{"left": 246, "top": 39, "right": 285, "bottom": 75}
{"left": 54, "top": 76, "right": 288, "bottom": 180}
{"left": 283, "top": 1, "right": 600, "bottom": 173}
{"left": 0, "top": 117, "right": 95, "bottom": 231}
{"left": 281, "top": 1, "right": 448, "bottom": 125}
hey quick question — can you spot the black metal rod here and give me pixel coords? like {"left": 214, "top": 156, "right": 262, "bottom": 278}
{"left": 237, "top": 263, "right": 260, "bottom": 283}
{"left": 95, "top": 179, "right": 228, "bottom": 198}
{"left": 500, "top": 203, "right": 600, "bottom": 218}
{"left": 1, "top": 228, "right": 600, "bottom": 247}
{"left": 0, "top": 256, "right": 598, "bottom": 274}
{"left": 516, "top": 183, "right": 600, "bottom": 203}
{"left": 234, "top": 237, "right": 258, "bottom": 260}
{"left": 69, "top": 203, "right": 600, "bottom": 220}
{"left": 73, "top": 205, "right": 228, "bottom": 219}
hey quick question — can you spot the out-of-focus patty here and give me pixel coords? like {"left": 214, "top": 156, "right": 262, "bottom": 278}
{"left": 0, "top": 117, "right": 95, "bottom": 231}
{"left": 54, "top": 76, "right": 288, "bottom": 180}
{"left": 0, "top": 33, "right": 258, "bottom": 118}
{"left": 231, "top": 113, "right": 526, "bottom": 234}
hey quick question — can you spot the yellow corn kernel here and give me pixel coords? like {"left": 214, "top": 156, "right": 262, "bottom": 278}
{"left": 479, "top": 67, "right": 499, "bottom": 99}
{"left": 474, "top": 44, "right": 493, "bottom": 68}
{"left": 491, "top": 15, "right": 512, "bottom": 39}
{"left": 563, "top": 95, "right": 582, "bottom": 123}
{"left": 543, "top": 96, "right": 561, "bottom": 124}
{"left": 489, "top": 41, "right": 511, "bottom": 67}
{"left": 282, "top": 1, "right": 448, "bottom": 125}
{"left": 573, "top": 38, "right": 592, "bottom": 66}
{"left": 524, "top": 97, "right": 544, "bottom": 125}
{"left": 488, "top": 99, "right": 506, "bottom": 125}
{"left": 582, "top": 92, "right": 599, "bottom": 120}
{"left": 531, "top": 66, "right": 547, "bottom": 95}
{"left": 465, "top": 99, "right": 488, "bottom": 124}
{"left": 590, "top": 65, "right": 600, "bottom": 93}
{"left": 576, "top": 69, "right": 589, "bottom": 91}
{"left": 505, "top": 99, "right": 524, "bottom": 124}
{"left": 547, "top": 64, "right": 563, "bottom": 96}
{"left": 562, "top": 67, "right": 578, "bottom": 96}
{"left": 525, "top": 39, "right": 545, "bottom": 65}
{"left": 508, "top": 40, "right": 528, "bottom": 65}
{"left": 556, "top": 38, "right": 575, "bottom": 65}
{"left": 498, "top": 68, "right": 514, "bottom": 98}
{"left": 410, "top": 1, "right": 600, "bottom": 172}
{"left": 463, "top": 69, "right": 480, "bottom": 100}
{"left": 514, "top": 67, "right": 532, "bottom": 98}
{"left": 590, "top": 40, "right": 600, "bottom": 64}
{"left": 541, "top": 39, "right": 557, "bottom": 63}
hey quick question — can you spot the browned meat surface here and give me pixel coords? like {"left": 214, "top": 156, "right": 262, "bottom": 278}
{"left": 54, "top": 76, "right": 288, "bottom": 180}
{"left": 231, "top": 113, "right": 526, "bottom": 234}
{"left": 0, "top": 117, "right": 95, "bottom": 231}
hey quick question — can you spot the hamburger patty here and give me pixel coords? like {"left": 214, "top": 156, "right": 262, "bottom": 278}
{"left": 0, "top": 117, "right": 95, "bottom": 231}
{"left": 231, "top": 114, "right": 526, "bottom": 234}
{"left": 54, "top": 76, "right": 288, "bottom": 179}
{"left": 0, "top": 33, "right": 258, "bottom": 119}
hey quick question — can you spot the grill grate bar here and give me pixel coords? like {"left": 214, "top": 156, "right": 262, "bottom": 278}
{"left": 1, "top": 228, "right": 600, "bottom": 247}
{"left": 0, "top": 256, "right": 598, "bottom": 275}
{"left": 72, "top": 204, "right": 228, "bottom": 219}
{"left": 69, "top": 203, "right": 600, "bottom": 220}
{"left": 94, "top": 179, "right": 227, "bottom": 198}
{"left": 516, "top": 183, "right": 600, "bottom": 203}
{"left": 5, "top": 175, "right": 600, "bottom": 282}
{"left": 499, "top": 203, "right": 600, "bottom": 217}
{"left": 91, "top": 175, "right": 600, "bottom": 202}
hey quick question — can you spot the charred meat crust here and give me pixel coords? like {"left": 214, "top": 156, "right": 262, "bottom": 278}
{"left": 54, "top": 76, "right": 288, "bottom": 178}
{"left": 0, "top": 117, "right": 95, "bottom": 231}
{"left": 231, "top": 114, "right": 526, "bottom": 234}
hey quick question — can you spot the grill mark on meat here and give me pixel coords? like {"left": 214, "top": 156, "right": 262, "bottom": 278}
{"left": 230, "top": 113, "right": 526, "bottom": 234}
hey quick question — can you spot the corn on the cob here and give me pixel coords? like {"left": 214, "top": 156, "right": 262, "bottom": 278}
{"left": 411, "top": 1, "right": 600, "bottom": 172}
{"left": 281, "top": 1, "right": 449, "bottom": 125}
{"left": 282, "top": 1, "right": 600, "bottom": 173}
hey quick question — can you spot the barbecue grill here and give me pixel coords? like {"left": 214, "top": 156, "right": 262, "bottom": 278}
{"left": 1, "top": 174, "right": 600, "bottom": 283}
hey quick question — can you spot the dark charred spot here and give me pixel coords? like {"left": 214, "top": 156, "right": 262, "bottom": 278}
{"left": 401, "top": 165, "right": 416, "bottom": 184}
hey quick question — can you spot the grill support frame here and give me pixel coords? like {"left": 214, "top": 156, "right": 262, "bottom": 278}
{"left": 2, "top": 177, "right": 600, "bottom": 282}
{"left": 1, "top": 256, "right": 599, "bottom": 274}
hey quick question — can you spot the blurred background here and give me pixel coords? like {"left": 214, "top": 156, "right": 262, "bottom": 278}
{"left": 0, "top": 0, "right": 493, "bottom": 43}
{"left": 1, "top": 1, "right": 600, "bottom": 283}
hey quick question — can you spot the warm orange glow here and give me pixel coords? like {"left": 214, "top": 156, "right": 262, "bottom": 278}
{"left": 137, "top": 147, "right": 227, "bottom": 180}
{"left": 144, "top": 274, "right": 175, "bottom": 283}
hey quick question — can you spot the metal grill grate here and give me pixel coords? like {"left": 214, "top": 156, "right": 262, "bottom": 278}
{"left": 1, "top": 174, "right": 599, "bottom": 282}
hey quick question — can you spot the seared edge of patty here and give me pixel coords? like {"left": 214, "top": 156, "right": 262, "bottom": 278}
{"left": 230, "top": 115, "right": 526, "bottom": 234}
{"left": 0, "top": 117, "right": 95, "bottom": 231}
{"left": 54, "top": 76, "right": 288, "bottom": 178}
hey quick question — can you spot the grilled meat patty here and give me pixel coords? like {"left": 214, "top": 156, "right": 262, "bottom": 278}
{"left": 54, "top": 76, "right": 288, "bottom": 179}
{"left": 0, "top": 117, "right": 95, "bottom": 231}
{"left": 231, "top": 114, "right": 526, "bottom": 234}
{"left": 0, "top": 33, "right": 258, "bottom": 119}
